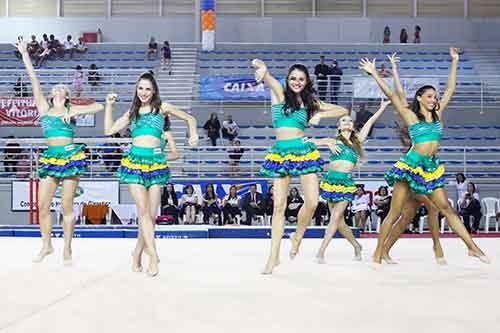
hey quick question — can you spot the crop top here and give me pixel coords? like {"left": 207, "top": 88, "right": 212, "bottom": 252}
{"left": 271, "top": 103, "right": 307, "bottom": 131}
{"left": 409, "top": 121, "right": 442, "bottom": 144}
{"left": 130, "top": 112, "right": 165, "bottom": 139}
{"left": 329, "top": 140, "right": 358, "bottom": 164}
{"left": 40, "top": 111, "right": 75, "bottom": 138}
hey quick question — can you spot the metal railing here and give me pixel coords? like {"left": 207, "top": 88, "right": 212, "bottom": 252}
{"left": 0, "top": 139, "right": 499, "bottom": 180}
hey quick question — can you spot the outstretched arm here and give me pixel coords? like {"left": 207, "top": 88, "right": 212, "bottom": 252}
{"left": 309, "top": 138, "right": 341, "bottom": 155}
{"left": 162, "top": 102, "right": 198, "bottom": 146}
{"left": 439, "top": 47, "right": 459, "bottom": 113}
{"left": 308, "top": 101, "right": 349, "bottom": 125}
{"left": 359, "top": 58, "right": 415, "bottom": 125}
{"left": 104, "top": 94, "right": 130, "bottom": 136}
{"left": 16, "top": 38, "right": 49, "bottom": 113}
{"left": 357, "top": 99, "right": 391, "bottom": 143}
{"left": 387, "top": 53, "right": 407, "bottom": 105}
{"left": 68, "top": 103, "right": 104, "bottom": 120}
{"left": 252, "top": 59, "right": 284, "bottom": 104}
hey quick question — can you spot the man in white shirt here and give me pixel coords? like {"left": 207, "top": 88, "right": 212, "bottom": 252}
{"left": 222, "top": 114, "right": 239, "bottom": 142}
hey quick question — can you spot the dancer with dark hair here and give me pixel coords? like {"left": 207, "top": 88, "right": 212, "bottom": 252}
{"left": 312, "top": 98, "right": 390, "bottom": 263}
{"left": 104, "top": 72, "right": 198, "bottom": 276}
{"left": 252, "top": 59, "right": 349, "bottom": 274}
{"left": 17, "top": 38, "right": 104, "bottom": 265}
{"left": 359, "top": 48, "right": 489, "bottom": 267}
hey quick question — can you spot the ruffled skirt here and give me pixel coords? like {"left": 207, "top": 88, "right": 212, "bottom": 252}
{"left": 319, "top": 170, "right": 357, "bottom": 202}
{"left": 118, "top": 145, "right": 170, "bottom": 188}
{"left": 38, "top": 144, "right": 87, "bottom": 179}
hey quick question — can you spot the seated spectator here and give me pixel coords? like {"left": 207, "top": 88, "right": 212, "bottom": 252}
{"left": 40, "top": 34, "right": 50, "bottom": 50}
{"left": 453, "top": 172, "right": 469, "bottom": 201}
{"left": 378, "top": 63, "right": 392, "bottom": 78}
{"left": 36, "top": 35, "right": 52, "bottom": 67}
{"left": 285, "top": 187, "right": 304, "bottom": 224}
{"left": 228, "top": 140, "right": 244, "bottom": 173}
{"left": 72, "top": 65, "right": 86, "bottom": 97}
{"left": 314, "top": 199, "right": 329, "bottom": 226}
{"left": 48, "top": 34, "right": 64, "bottom": 58}
{"left": 222, "top": 114, "right": 239, "bottom": 142}
{"left": 222, "top": 185, "right": 242, "bottom": 225}
{"left": 180, "top": 185, "right": 199, "bottom": 224}
{"left": 203, "top": 112, "right": 221, "bottom": 146}
{"left": 73, "top": 37, "right": 88, "bottom": 56}
{"left": 374, "top": 186, "right": 391, "bottom": 222}
{"left": 408, "top": 203, "right": 427, "bottom": 233}
{"left": 146, "top": 37, "right": 158, "bottom": 60}
{"left": 351, "top": 186, "right": 370, "bottom": 230}
{"left": 63, "top": 34, "right": 76, "bottom": 58}
{"left": 88, "top": 63, "right": 100, "bottom": 89}
{"left": 161, "top": 41, "right": 172, "bottom": 74}
{"left": 264, "top": 185, "right": 274, "bottom": 221}
{"left": 160, "top": 183, "right": 180, "bottom": 225}
{"left": 242, "top": 184, "right": 264, "bottom": 225}
{"left": 27, "top": 35, "right": 41, "bottom": 59}
{"left": 400, "top": 28, "right": 408, "bottom": 43}
{"left": 201, "top": 183, "right": 222, "bottom": 225}
{"left": 383, "top": 26, "right": 391, "bottom": 43}
{"left": 13, "top": 76, "right": 29, "bottom": 97}
{"left": 4, "top": 136, "right": 22, "bottom": 173}
{"left": 458, "top": 182, "right": 482, "bottom": 233}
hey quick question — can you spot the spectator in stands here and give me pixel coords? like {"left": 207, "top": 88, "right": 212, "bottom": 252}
{"left": 40, "top": 34, "right": 50, "bottom": 50}
{"left": 222, "top": 114, "right": 239, "bottom": 142}
{"left": 454, "top": 172, "right": 469, "bottom": 201}
{"left": 354, "top": 103, "right": 374, "bottom": 137}
{"left": 13, "top": 76, "right": 29, "bottom": 97}
{"left": 201, "top": 183, "right": 222, "bottom": 225}
{"left": 160, "top": 183, "right": 179, "bottom": 225}
{"left": 351, "top": 185, "right": 370, "bottom": 230}
{"left": 413, "top": 25, "right": 422, "bottom": 43}
{"left": 73, "top": 37, "right": 88, "bottom": 56}
{"left": 27, "top": 35, "right": 41, "bottom": 59}
{"left": 88, "top": 63, "right": 100, "bottom": 90}
{"left": 14, "top": 36, "right": 23, "bottom": 59}
{"left": 180, "top": 185, "right": 199, "bottom": 224}
{"left": 314, "top": 55, "right": 330, "bottom": 101}
{"left": 63, "top": 35, "right": 76, "bottom": 58}
{"left": 228, "top": 140, "right": 244, "bottom": 173}
{"left": 458, "top": 182, "right": 482, "bottom": 233}
{"left": 374, "top": 186, "right": 391, "bottom": 222}
{"left": 36, "top": 35, "right": 52, "bottom": 67}
{"left": 3, "top": 136, "right": 22, "bottom": 173}
{"left": 102, "top": 133, "right": 122, "bottom": 172}
{"left": 203, "top": 112, "right": 221, "bottom": 146}
{"left": 313, "top": 198, "right": 329, "bottom": 226}
{"left": 161, "top": 41, "right": 172, "bottom": 74}
{"left": 383, "top": 26, "right": 391, "bottom": 43}
{"left": 222, "top": 185, "right": 242, "bottom": 225}
{"left": 242, "top": 184, "right": 264, "bottom": 225}
{"left": 72, "top": 65, "right": 86, "bottom": 97}
{"left": 329, "top": 59, "right": 343, "bottom": 104}
{"left": 146, "top": 37, "right": 158, "bottom": 60}
{"left": 285, "top": 187, "right": 304, "bottom": 224}
{"left": 400, "top": 28, "right": 408, "bottom": 43}
{"left": 264, "top": 185, "right": 274, "bottom": 222}
{"left": 378, "top": 63, "right": 392, "bottom": 78}
{"left": 48, "top": 34, "right": 64, "bottom": 58}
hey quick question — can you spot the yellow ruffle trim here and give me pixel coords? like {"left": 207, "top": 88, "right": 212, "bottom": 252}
{"left": 266, "top": 150, "right": 321, "bottom": 163}
{"left": 121, "top": 158, "right": 168, "bottom": 172}
{"left": 320, "top": 182, "right": 357, "bottom": 193}
{"left": 39, "top": 151, "right": 86, "bottom": 166}
{"left": 394, "top": 161, "right": 445, "bottom": 182}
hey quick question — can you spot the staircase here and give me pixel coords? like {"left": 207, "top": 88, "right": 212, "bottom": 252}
{"left": 156, "top": 47, "right": 199, "bottom": 146}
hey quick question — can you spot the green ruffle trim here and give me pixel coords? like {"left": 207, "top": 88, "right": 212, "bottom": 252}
{"left": 268, "top": 140, "right": 318, "bottom": 156}
{"left": 321, "top": 171, "right": 355, "bottom": 186}
{"left": 260, "top": 165, "right": 323, "bottom": 178}
{"left": 385, "top": 170, "right": 445, "bottom": 195}
{"left": 119, "top": 171, "right": 171, "bottom": 188}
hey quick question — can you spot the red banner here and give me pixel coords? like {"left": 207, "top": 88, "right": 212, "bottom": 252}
{"left": 0, "top": 97, "right": 95, "bottom": 127}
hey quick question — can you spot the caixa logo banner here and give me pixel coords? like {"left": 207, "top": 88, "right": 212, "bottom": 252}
{"left": 200, "top": 75, "right": 284, "bottom": 100}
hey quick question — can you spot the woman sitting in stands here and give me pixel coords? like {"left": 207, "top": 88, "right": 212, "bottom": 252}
{"left": 17, "top": 37, "right": 103, "bottom": 265}
{"left": 161, "top": 183, "right": 179, "bottom": 225}
{"left": 222, "top": 185, "right": 242, "bottom": 225}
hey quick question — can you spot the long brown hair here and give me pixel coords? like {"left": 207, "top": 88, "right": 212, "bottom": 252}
{"left": 336, "top": 130, "right": 364, "bottom": 160}
{"left": 129, "top": 72, "right": 162, "bottom": 122}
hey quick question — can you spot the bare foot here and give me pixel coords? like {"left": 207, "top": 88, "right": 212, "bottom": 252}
{"left": 147, "top": 255, "right": 160, "bottom": 277}
{"left": 63, "top": 248, "right": 73, "bottom": 266}
{"left": 33, "top": 245, "right": 54, "bottom": 263}
{"left": 261, "top": 256, "right": 280, "bottom": 275}
{"left": 433, "top": 246, "right": 447, "bottom": 265}
{"left": 315, "top": 254, "right": 326, "bottom": 264}
{"left": 354, "top": 243, "right": 363, "bottom": 261}
{"left": 131, "top": 250, "right": 143, "bottom": 273}
{"left": 372, "top": 250, "right": 383, "bottom": 265}
{"left": 468, "top": 250, "right": 491, "bottom": 264}
{"left": 289, "top": 233, "right": 301, "bottom": 260}
{"left": 381, "top": 252, "right": 397, "bottom": 264}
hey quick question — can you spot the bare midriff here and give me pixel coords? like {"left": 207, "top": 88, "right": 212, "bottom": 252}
{"left": 328, "top": 160, "right": 355, "bottom": 173}
{"left": 275, "top": 128, "right": 304, "bottom": 140}
{"left": 413, "top": 141, "right": 439, "bottom": 156}
{"left": 132, "top": 135, "right": 161, "bottom": 148}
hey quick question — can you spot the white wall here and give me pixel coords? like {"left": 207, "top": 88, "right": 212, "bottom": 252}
{"left": 0, "top": 16, "right": 499, "bottom": 44}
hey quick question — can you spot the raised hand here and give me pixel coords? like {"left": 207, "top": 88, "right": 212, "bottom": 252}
{"left": 327, "top": 141, "right": 341, "bottom": 155}
{"left": 359, "top": 58, "right": 377, "bottom": 76}
{"left": 15, "top": 37, "right": 28, "bottom": 55}
{"left": 188, "top": 134, "right": 199, "bottom": 147}
{"left": 450, "top": 47, "right": 460, "bottom": 61}
{"left": 387, "top": 53, "right": 400, "bottom": 66}
{"left": 308, "top": 113, "right": 322, "bottom": 126}
{"left": 252, "top": 59, "right": 268, "bottom": 83}
{"left": 168, "top": 151, "right": 179, "bottom": 161}
{"left": 106, "top": 93, "right": 118, "bottom": 106}
{"left": 380, "top": 97, "right": 391, "bottom": 109}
